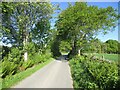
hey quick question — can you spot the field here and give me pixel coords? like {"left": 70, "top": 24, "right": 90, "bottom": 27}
{"left": 94, "top": 53, "right": 118, "bottom": 62}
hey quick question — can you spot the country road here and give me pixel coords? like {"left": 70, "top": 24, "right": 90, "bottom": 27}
{"left": 12, "top": 55, "right": 73, "bottom": 88}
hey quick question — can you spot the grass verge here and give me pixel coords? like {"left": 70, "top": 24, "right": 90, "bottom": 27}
{"left": 1, "top": 58, "right": 54, "bottom": 89}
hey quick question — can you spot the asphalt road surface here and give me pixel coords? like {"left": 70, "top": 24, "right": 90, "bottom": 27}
{"left": 12, "top": 55, "right": 73, "bottom": 88}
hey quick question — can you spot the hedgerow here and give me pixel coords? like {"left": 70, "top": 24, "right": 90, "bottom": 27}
{"left": 69, "top": 55, "right": 119, "bottom": 89}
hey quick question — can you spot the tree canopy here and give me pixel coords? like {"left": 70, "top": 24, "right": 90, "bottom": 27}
{"left": 1, "top": 2, "right": 53, "bottom": 61}
{"left": 105, "top": 39, "right": 119, "bottom": 54}
{"left": 1, "top": 2, "right": 53, "bottom": 47}
{"left": 52, "top": 2, "right": 118, "bottom": 57}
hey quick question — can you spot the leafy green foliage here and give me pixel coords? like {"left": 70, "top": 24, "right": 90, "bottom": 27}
{"left": 54, "top": 2, "right": 118, "bottom": 57}
{"left": 29, "top": 53, "right": 52, "bottom": 65}
{"left": 105, "top": 40, "right": 119, "bottom": 54}
{"left": 1, "top": 2, "right": 53, "bottom": 61}
{"left": 1, "top": 2, "right": 53, "bottom": 47}
{"left": 1, "top": 47, "right": 23, "bottom": 78}
{"left": 82, "top": 38, "right": 102, "bottom": 53}
{"left": 51, "top": 36, "right": 61, "bottom": 57}
{"left": 82, "top": 39, "right": 119, "bottom": 54}
{"left": 8, "top": 47, "right": 23, "bottom": 64}
{"left": 25, "top": 42, "right": 37, "bottom": 57}
{"left": 2, "top": 61, "right": 18, "bottom": 78}
{"left": 21, "top": 60, "right": 34, "bottom": 70}
{"left": 1, "top": 46, "right": 11, "bottom": 59}
{"left": 59, "top": 41, "right": 71, "bottom": 53}
{"left": 69, "top": 55, "right": 119, "bottom": 89}
{"left": 1, "top": 59, "right": 53, "bottom": 89}
{"left": 1, "top": 51, "right": 52, "bottom": 78}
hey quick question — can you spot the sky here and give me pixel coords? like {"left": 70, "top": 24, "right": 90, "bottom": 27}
{"left": 51, "top": 2, "right": 119, "bottom": 42}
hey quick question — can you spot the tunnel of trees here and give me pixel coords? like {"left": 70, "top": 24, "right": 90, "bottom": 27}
{"left": 1, "top": 2, "right": 119, "bottom": 60}
{"left": 1, "top": 2, "right": 119, "bottom": 89}
{"left": 51, "top": 2, "right": 119, "bottom": 58}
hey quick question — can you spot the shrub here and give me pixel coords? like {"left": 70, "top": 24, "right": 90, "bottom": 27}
{"left": 25, "top": 42, "right": 36, "bottom": 56}
{"left": 69, "top": 55, "right": 119, "bottom": 89}
{"left": 28, "top": 54, "right": 42, "bottom": 65}
{"left": 29, "top": 53, "right": 52, "bottom": 65}
{"left": 2, "top": 46, "right": 11, "bottom": 59}
{"left": 2, "top": 47, "right": 23, "bottom": 78}
{"left": 1, "top": 45, "right": 52, "bottom": 79}
{"left": 7, "top": 47, "right": 23, "bottom": 66}
{"left": 2, "top": 61, "right": 18, "bottom": 78}
{"left": 22, "top": 60, "right": 34, "bottom": 70}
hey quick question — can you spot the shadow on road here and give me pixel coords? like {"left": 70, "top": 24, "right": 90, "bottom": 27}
{"left": 56, "top": 55, "right": 69, "bottom": 62}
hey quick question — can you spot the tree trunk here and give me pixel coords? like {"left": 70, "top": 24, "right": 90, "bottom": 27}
{"left": 78, "top": 49, "right": 80, "bottom": 56}
{"left": 24, "top": 52, "right": 28, "bottom": 61}
{"left": 23, "top": 30, "right": 29, "bottom": 61}
{"left": 68, "top": 39, "right": 78, "bottom": 58}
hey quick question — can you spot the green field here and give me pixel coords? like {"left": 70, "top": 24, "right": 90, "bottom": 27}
{"left": 95, "top": 53, "right": 118, "bottom": 62}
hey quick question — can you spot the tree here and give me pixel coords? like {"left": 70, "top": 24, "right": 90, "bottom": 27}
{"left": 54, "top": 2, "right": 118, "bottom": 57}
{"left": 82, "top": 38, "right": 102, "bottom": 53}
{"left": 105, "top": 39, "right": 119, "bottom": 54}
{"left": 51, "top": 35, "right": 62, "bottom": 57}
{"left": 101, "top": 42, "right": 107, "bottom": 53}
{"left": 59, "top": 41, "right": 71, "bottom": 53}
{"left": 90, "top": 39, "right": 102, "bottom": 53}
{"left": 1, "top": 2, "right": 53, "bottom": 61}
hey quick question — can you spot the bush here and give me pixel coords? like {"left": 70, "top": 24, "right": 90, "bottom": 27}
{"left": 29, "top": 53, "right": 52, "bottom": 65}
{"left": 21, "top": 53, "right": 52, "bottom": 70}
{"left": 2, "top": 47, "right": 23, "bottom": 78}
{"left": 22, "top": 60, "right": 34, "bottom": 70}
{"left": 2, "top": 46, "right": 11, "bottom": 59}
{"left": 25, "top": 42, "right": 36, "bottom": 55}
{"left": 2, "top": 61, "right": 18, "bottom": 78}
{"left": 1, "top": 45, "right": 52, "bottom": 79}
{"left": 7, "top": 47, "right": 23, "bottom": 66}
{"left": 69, "top": 55, "right": 119, "bottom": 89}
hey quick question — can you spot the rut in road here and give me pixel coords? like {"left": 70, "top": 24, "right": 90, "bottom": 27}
{"left": 12, "top": 55, "right": 73, "bottom": 88}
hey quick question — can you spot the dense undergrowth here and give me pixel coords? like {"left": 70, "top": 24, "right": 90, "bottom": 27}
{"left": 0, "top": 44, "right": 53, "bottom": 90}
{"left": 1, "top": 58, "right": 53, "bottom": 89}
{"left": 1, "top": 47, "right": 52, "bottom": 79}
{"left": 69, "top": 55, "right": 120, "bottom": 90}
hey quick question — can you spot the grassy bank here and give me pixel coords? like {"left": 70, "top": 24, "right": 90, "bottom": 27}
{"left": 1, "top": 58, "right": 53, "bottom": 89}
